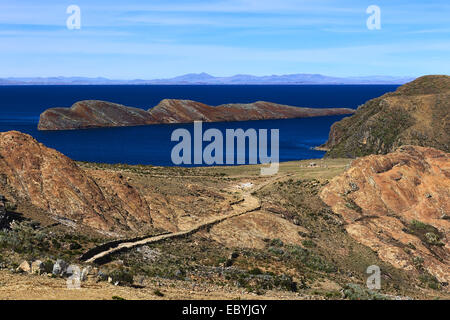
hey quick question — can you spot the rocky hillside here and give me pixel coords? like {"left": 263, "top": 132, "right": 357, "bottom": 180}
{"left": 322, "top": 75, "right": 450, "bottom": 158}
{"left": 0, "top": 132, "right": 448, "bottom": 299}
{"left": 0, "top": 131, "right": 153, "bottom": 234}
{"left": 38, "top": 100, "right": 156, "bottom": 130}
{"left": 320, "top": 145, "right": 449, "bottom": 283}
{"left": 38, "top": 99, "right": 355, "bottom": 130}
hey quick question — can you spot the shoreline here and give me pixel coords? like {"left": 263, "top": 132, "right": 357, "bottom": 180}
{"left": 75, "top": 156, "right": 348, "bottom": 172}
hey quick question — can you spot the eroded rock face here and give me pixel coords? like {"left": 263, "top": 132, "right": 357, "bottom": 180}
{"left": 320, "top": 146, "right": 450, "bottom": 283}
{"left": 0, "top": 131, "right": 152, "bottom": 233}
{"left": 322, "top": 75, "right": 450, "bottom": 157}
{"left": 38, "top": 99, "right": 355, "bottom": 130}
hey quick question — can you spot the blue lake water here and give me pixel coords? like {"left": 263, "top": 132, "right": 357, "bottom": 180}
{"left": 0, "top": 85, "right": 398, "bottom": 166}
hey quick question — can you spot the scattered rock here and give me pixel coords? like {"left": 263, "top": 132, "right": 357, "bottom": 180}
{"left": 52, "top": 259, "right": 68, "bottom": 276}
{"left": 66, "top": 264, "right": 82, "bottom": 278}
{"left": 97, "top": 270, "right": 107, "bottom": 281}
{"left": 16, "top": 261, "right": 31, "bottom": 273}
{"left": 137, "top": 246, "right": 161, "bottom": 262}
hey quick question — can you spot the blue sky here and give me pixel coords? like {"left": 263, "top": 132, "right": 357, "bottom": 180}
{"left": 0, "top": 0, "right": 449, "bottom": 78}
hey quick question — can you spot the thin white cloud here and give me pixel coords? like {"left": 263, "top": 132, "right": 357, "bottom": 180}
{"left": 1, "top": 33, "right": 449, "bottom": 61}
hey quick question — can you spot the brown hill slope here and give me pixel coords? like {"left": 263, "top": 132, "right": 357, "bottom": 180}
{"left": 0, "top": 131, "right": 153, "bottom": 233}
{"left": 322, "top": 75, "right": 450, "bottom": 158}
{"left": 38, "top": 99, "right": 355, "bottom": 130}
{"left": 320, "top": 145, "right": 450, "bottom": 283}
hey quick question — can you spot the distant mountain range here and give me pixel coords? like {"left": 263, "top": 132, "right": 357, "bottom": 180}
{"left": 0, "top": 73, "right": 416, "bottom": 85}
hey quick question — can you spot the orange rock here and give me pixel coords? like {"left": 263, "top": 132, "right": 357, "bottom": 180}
{"left": 320, "top": 145, "right": 449, "bottom": 283}
{"left": 0, "top": 131, "right": 152, "bottom": 233}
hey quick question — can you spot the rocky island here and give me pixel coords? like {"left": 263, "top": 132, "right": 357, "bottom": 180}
{"left": 38, "top": 99, "right": 355, "bottom": 130}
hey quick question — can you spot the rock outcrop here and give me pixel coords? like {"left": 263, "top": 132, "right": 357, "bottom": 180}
{"left": 17, "top": 261, "right": 31, "bottom": 273}
{"left": 0, "top": 131, "right": 152, "bottom": 233}
{"left": 38, "top": 99, "right": 355, "bottom": 130}
{"left": 322, "top": 75, "right": 450, "bottom": 158}
{"left": 320, "top": 146, "right": 449, "bottom": 283}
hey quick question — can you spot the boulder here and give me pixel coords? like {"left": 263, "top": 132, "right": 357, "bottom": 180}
{"left": 52, "top": 259, "right": 68, "bottom": 276}
{"left": 16, "top": 261, "right": 31, "bottom": 273}
{"left": 66, "top": 264, "right": 81, "bottom": 277}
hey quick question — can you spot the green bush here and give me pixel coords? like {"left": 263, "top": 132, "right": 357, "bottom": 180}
{"left": 248, "top": 267, "right": 263, "bottom": 275}
{"left": 302, "top": 239, "right": 316, "bottom": 248}
{"left": 342, "top": 284, "right": 388, "bottom": 300}
{"left": 109, "top": 268, "right": 134, "bottom": 286}
{"left": 43, "top": 259, "right": 54, "bottom": 273}
{"left": 419, "top": 274, "right": 441, "bottom": 290}
{"left": 406, "top": 220, "right": 443, "bottom": 246}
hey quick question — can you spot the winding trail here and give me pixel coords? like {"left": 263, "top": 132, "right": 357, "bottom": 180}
{"left": 81, "top": 173, "right": 287, "bottom": 264}
{"left": 82, "top": 192, "right": 260, "bottom": 264}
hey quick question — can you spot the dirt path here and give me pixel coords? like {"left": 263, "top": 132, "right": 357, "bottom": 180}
{"left": 84, "top": 190, "right": 261, "bottom": 264}
{"left": 82, "top": 173, "right": 289, "bottom": 264}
